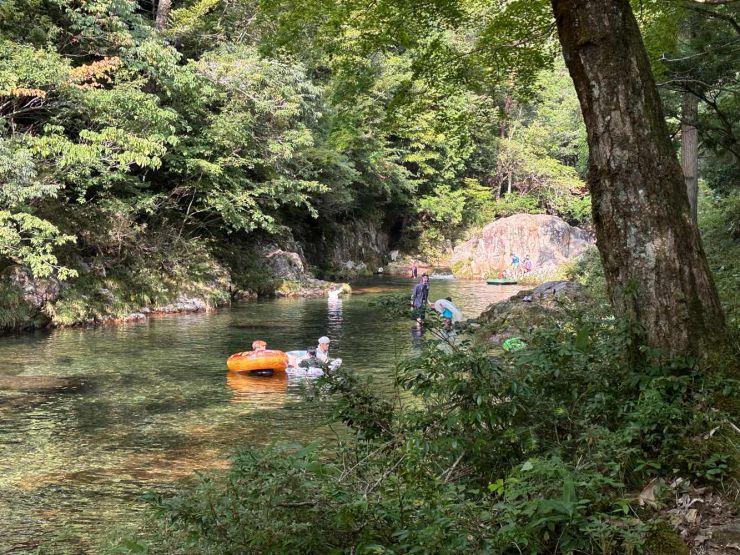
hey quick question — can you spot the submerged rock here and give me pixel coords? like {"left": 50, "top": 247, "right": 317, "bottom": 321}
{"left": 450, "top": 213, "right": 594, "bottom": 278}
{"left": 0, "top": 375, "right": 86, "bottom": 393}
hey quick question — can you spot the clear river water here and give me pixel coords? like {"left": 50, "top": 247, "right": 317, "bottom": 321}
{"left": 0, "top": 277, "right": 520, "bottom": 553}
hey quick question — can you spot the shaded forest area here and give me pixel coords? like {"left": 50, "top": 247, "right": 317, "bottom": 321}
{"left": 3, "top": 0, "right": 733, "bottom": 333}
{"left": 2, "top": 0, "right": 739, "bottom": 552}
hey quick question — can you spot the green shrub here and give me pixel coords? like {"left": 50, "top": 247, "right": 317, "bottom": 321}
{"left": 0, "top": 282, "right": 35, "bottom": 331}
{"left": 699, "top": 189, "right": 740, "bottom": 330}
{"left": 122, "top": 298, "right": 738, "bottom": 554}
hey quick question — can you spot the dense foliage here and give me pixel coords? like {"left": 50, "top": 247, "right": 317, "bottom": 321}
{"left": 4, "top": 1, "right": 738, "bottom": 552}
{"left": 0, "top": 0, "right": 593, "bottom": 302}
{"left": 640, "top": 0, "right": 740, "bottom": 194}
{"left": 120, "top": 287, "right": 737, "bottom": 554}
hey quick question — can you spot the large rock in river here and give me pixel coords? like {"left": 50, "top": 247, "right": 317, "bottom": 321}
{"left": 450, "top": 214, "right": 594, "bottom": 278}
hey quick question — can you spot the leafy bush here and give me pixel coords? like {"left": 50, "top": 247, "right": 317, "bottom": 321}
{"left": 0, "top": 282, "right": 35, "bottom": 331}
{"left": 699, "top": 189, "right": 740, "bottom": 330}
{"left": 122, "top": 297, "right": 738, "bottom": 554}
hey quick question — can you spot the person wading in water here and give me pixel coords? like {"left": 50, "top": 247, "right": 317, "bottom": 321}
{"left": 410, "top": 273, "right": 430, "bottom": 326}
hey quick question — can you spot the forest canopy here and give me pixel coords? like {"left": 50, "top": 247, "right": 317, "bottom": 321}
{"left": 0, "top": 0, "right": 737, "bottom": 344}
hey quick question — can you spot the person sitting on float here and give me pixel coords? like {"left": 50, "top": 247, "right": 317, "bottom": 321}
{"left": 316, "top": 336, "right": 331, "bottom": 363}
{"left": 252, "top": 339, "right": 267, "bottom": 352}
{"left": 299, "top": 347, "right": 321, "bottom": 368}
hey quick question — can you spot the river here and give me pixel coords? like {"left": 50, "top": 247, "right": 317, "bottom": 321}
{"left": 0, "top": 277, "right": 520, "bottom": 553}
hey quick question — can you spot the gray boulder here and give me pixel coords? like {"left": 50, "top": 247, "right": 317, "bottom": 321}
{"left": 260, "top": 243, "right": 307, "bottom": 282}
{"left": 2, "top": 265, "right": 60, "bottom": 310}
{"left": 450, "top": 214, "right": 594, "bottom": 278}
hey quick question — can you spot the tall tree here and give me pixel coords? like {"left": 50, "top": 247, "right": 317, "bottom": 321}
{"left": 551, "top": 0, "right": 726, "bottom": 359}
{"left": 681, "top": 92, "right": 699, "bottom": 222}
{"left": 155, "top": 0, "right": 172, "bottom": 31}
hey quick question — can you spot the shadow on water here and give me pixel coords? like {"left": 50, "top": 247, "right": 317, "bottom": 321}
{"left": 0, "top": 276, "right": 521, "bottom": 553}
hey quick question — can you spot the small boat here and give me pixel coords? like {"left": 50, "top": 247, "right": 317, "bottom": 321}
{"left": 487, "top": 278, "right": 518, "bottom": 285}
{"left": 227, "top": 350, "right": 289, "bottom": 373}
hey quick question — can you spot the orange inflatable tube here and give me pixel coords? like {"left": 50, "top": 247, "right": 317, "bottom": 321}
{"left": 227, "top": 350, "right": 289, "bottom": 373}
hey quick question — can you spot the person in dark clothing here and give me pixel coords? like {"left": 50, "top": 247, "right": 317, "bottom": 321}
{"left": 410, "top": 273, "right": 430, "bottom": 325}
{"left": 411, "top": 261, "right": 418, "bottom": 278}
{"left": 299, "top": 347, "right": 321, "bottom": 368}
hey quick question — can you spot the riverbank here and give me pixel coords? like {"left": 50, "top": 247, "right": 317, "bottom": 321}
{"left": 117, "top": 255, "right": 738, "bottom": 555}
{"left": 0, "top": 276, "right": 519, "bottom": 553}
{"left": 0, "top": 242, "right": 351, "bottom": 335}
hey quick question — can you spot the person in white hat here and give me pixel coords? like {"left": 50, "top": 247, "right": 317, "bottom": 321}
{"left": 316, "top": 336, "right": 331, "bottom": 363}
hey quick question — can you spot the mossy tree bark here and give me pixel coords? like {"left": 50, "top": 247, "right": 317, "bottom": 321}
{"left": 551, "top": 0, "right": 726, "bottom": 360}
{"left": 155, "top": 0, "right": 171, "bottom": 31}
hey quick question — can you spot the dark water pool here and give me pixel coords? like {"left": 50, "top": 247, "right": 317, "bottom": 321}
{"left": 0, "top": 277, "right": 520, "bottom": 553}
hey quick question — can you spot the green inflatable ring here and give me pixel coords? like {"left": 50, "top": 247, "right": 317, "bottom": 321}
{"left": 502, "top": 337, "right": 527, "bottom": 352}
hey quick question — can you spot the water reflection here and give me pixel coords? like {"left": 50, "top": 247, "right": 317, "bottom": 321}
{"left": 327, "top": 295, "right": 343, "bottom": 340}
{"left": 409, "top": 324, "right": 424, "bottom": 353}
{"left": 226, "top": 372, "right": 288, "bottom": 404}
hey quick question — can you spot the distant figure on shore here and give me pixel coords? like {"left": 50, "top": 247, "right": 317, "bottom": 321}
{"left": 410, "top": 273, "right": 430, "bottom": 325}
{"left": 510, "top": 253, "right": 520, "bottom": 276}
{"left": 411, "top": 261, "right": 418, "bottom": 278}
{"left": 523, "top": 255, "right": 532, "bottom": 274}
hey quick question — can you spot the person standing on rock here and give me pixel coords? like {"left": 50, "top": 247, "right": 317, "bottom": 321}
{"left": 410, "top": 273, "right": 430, "bottom": 326}
{"left": 510, "top": 253, "right": 520, "bottom": 276}
{"left": 523, "top": 255, "right": 532, "bottom": 274}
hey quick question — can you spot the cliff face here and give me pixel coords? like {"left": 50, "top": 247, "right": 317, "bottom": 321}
{"left": 450, "top": 214, "right": 594, "bottom": 278}
{"left": 300, "top": 219, "right": 391, "bottom": 278}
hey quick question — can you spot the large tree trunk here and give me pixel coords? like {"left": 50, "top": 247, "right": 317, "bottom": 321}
{"left": 551, "top": 0, "right": 726, "bottom": 360}
{"left": 681, "top": 93, "right": 699, "bottom": 223}
{"left": 155, "top": 0, "right": 172, "bottom": 31}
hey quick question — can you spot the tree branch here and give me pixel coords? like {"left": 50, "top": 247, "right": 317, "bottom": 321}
{"left": 681, "top": 3, "right": 740, "bottom": 35}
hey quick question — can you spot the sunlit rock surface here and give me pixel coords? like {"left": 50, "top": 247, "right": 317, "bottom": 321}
{"left": 449, "top": 214, "right": 594, "bottom": 278}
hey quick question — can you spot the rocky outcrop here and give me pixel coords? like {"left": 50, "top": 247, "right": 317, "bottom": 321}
{"left": 450, "top": 214, "right": 594, "bottom": 278}
{"left": 260, "top": 243, "right": 308, "bottom": 282}
{"left": 301, "top": 219, "right": 391, "bottom": 278}
{"left": 473, "top": 280, "right": 586, "bottom": 345}
{"left": 0, "top": 266, "right": 61, "bottom": 331}
{"left": 0, "top": 241, "right": 348, "bottom": 335}
{"left": 3, "top": 266, "right": 61, "bottom": 310}
{"left": 254, "top": 241, "right": 349, "bottom": 298}
{"left": 327, "top": 220, "right": 390, "bottom": 274}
